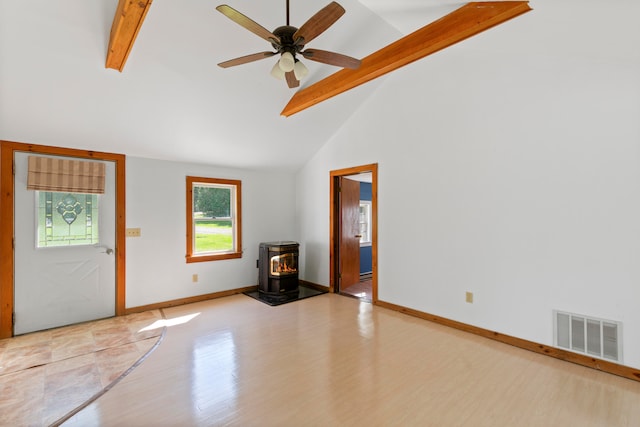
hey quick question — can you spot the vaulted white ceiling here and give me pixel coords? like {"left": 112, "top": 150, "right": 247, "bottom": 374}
{"left": 0, "top": 1, "right": 532, "bottom": 171}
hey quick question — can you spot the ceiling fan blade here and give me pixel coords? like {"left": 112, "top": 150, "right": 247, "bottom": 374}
{"left": 282, "top": 1, "right": 532, "bottom": 117}
{"left": 292, "top": 2, "right": 345, "bottom": 45}
{"left": 216, "top": 5, "right": 281, "bottom": 44}
{"left": 300, "top": 49, "right": 360, "bottom": 69}
{"left": 285, "top": 71, "right": 300, "bottom": 88}
{"left": 218, "top": 51, "right": 277, "bottom": 68}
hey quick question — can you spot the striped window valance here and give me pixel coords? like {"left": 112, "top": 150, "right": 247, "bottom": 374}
{"left": 27, "top": 156, "right": 106, "bottom": 194}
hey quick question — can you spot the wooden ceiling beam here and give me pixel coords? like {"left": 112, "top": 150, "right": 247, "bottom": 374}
{"left": 106, "top": 0, "right": 154, "bottom": 72}
{"left": 281, "top": 1, "right": 532, "bottom": 117}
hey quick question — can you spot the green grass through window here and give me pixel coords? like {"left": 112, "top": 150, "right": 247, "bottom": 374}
{"left": 194, "top": 219, "right": 233, "bottom": 252}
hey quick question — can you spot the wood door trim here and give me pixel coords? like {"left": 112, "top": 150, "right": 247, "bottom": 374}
{"left": 329, "top": 164, "right": 378, "bottom": 302}
{"left": 0, "top": 140, "right": 126, "bottom": 338}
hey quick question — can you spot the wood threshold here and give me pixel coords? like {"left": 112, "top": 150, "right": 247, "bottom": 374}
{"left": 281, "top": 1, "right": 532, "bottom": 117}
{"left": 375, "top": 300, "right": 640, "bottom": 383}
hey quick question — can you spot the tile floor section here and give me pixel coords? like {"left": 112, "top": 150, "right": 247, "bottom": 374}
{"left": 0, "top": 310, "right": 165, "bottom": 426}
{"left": 341, "top": 279, "right": 373, "bottom": 301}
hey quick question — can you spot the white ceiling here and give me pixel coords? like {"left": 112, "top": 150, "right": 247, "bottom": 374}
{"left": 0, "top": 1, "right": 527, "bottom": 172}
{"left": 359, "top": 0, "right": 467, "bottom": 33}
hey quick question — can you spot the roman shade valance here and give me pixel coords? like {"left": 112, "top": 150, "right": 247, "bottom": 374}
{"left": 27, "top": 156, "right": 106, "bottom": 194}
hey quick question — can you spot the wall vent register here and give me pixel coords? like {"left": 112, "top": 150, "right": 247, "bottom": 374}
{"left": 554, "top": 310, "right": 622, "bottom": 363}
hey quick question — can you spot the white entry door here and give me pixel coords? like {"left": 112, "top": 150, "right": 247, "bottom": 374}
{"left": 13, "top": 152, "right": 116, "bottom": 335}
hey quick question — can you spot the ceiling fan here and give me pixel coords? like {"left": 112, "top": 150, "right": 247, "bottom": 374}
{"left": 216, "top": 1, "right": 361, "bottom": 88}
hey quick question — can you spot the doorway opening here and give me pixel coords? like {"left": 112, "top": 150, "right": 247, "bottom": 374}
{"left": 330, "top": 164, "right": 377, "bottom": 303}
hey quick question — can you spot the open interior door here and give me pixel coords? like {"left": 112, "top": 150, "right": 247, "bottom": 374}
{"left": 339, "top": 176, "right": 360, "bottom": 291}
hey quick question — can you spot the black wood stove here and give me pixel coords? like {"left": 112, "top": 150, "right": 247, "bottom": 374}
{"left": 258, "top": 241, "right": 299, "bottom": 300}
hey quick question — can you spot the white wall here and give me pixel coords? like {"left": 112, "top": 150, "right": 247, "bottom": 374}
{"left": 295, "top": 1, "right": 640, "bottom": 368}
{"left": 126, "top": 156, "right": 296, "bottom": 308}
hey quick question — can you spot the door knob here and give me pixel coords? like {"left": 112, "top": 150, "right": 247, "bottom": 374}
{"left": 355, "top": 234, "right": 363, "bottom": 238}
{"left": 102, "top": 248, "right": 114, "bottom": 255}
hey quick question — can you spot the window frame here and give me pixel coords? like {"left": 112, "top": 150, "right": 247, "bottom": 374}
{"left": 186, "top": 176, "right": 242, "bottom": 263}
{"left": 359, "top": 200, "right": 372, "bottom": 247}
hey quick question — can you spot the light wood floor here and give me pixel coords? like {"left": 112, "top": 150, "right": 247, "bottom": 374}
{"left": 53, "top": 293, "right": 640, "bottom": 426}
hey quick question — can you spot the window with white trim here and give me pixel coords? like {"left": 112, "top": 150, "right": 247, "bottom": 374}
{"left": 359, "top": 200, "right": 371, "bottom": 246}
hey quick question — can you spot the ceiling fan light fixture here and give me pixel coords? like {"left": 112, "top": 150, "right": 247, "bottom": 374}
{"left": 278, "top": 51, "right": 295, "bottom": 72}
{"left": 270, "top": 61, "right": 286, "bottom": 80}
{"left": 293, "top": 60, "right": 308, "bottom": 80}
{"left": 216, "top": 2, "right": 361, "bottom": 89}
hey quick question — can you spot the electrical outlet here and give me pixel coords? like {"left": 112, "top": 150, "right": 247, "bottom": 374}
{"left": 465, "top": 292, "right": 474, "bottom": 303}
{"left": 192, "top": 274, "right": 198, "bottom": 283}
{"left": 126, "top": 228, "right": 141, "bottom": 237}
